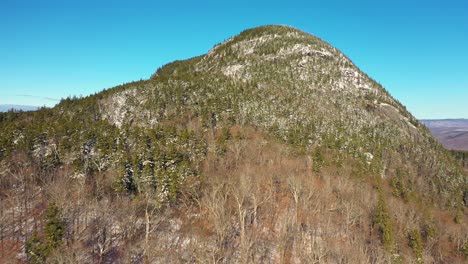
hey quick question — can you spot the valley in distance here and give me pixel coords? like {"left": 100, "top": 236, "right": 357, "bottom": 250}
{"left": 422, "top": 119, "right": 468, "bottom": 151}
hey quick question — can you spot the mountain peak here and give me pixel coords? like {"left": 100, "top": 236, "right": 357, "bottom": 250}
{"left": 224, "top": 24, "right": 307, "bottom": 42}
{"left": 1, "top": 25, "right": 466, "bottom": 263}
{"left": 207, "top": 24, "right": 328, "bottom": 58}
{"left": 151, "top": 25, "right": 326, "bottom": 79}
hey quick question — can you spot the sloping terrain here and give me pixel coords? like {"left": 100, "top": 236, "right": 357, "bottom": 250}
{"left": 422, "top": 119, "right": 468, "bottom": 151}
{"left": 0, "top": 25, "right": 467, "bottom": 263}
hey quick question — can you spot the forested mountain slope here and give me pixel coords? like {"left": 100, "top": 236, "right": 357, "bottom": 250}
{"left": 0, "top": 25, "right": 467, "bottom": 263}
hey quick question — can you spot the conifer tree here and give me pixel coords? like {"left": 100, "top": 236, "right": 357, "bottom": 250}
{"left": 25, "top": 230, "right": 46, "bottom": 264}
{"left": 43, "top": 203, "right": 65, "bottom": 252}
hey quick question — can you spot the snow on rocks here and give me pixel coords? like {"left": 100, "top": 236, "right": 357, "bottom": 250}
{"left": 222, "top": 64, "right": 244, "bottom": 77}
{"left": 340, "top": 68, "right": 371, "bottom": 90}
{"left": 278, "top": 44, "right": 333, "bottom": 58}
{"left": 101, "top": 89, "right": 137, "bottom": 128}
{"left": 364, "top": 152, "right": 374, "bottom": 164}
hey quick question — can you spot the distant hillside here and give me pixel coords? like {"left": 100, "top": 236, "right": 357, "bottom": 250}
{"left": 422, "top": 119, "right": 468, "bottom": 151}
{"left": 0, "top": 104, "right": 39, "bottom": 112}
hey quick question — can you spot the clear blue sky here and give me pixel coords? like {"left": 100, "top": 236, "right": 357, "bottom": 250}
{"left": 1, "top": 0, "right": 467, "bottom": 119}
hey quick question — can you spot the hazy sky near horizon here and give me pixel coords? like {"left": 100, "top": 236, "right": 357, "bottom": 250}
{"left": 1, "top": 0, "right": 467, "bottom": 118}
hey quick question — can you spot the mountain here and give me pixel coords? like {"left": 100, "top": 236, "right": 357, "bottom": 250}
{"left": 422, "top": 119, "right": 468, "bottom": 151}
{"left": 0, "top": 25, "right": 466, "bottom": 263}
{"left": 0, "top": 104, "right": 39, "bottom": 112}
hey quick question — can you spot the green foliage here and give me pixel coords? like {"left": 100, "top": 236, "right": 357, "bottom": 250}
{"left": 25, "top": 203, "right": 65, "bottom": 263}
{"left": 408, "top": 229, "right": 423, "bottom": 263}
{"left": 112, "top": 126, "right": 206, "bottom": 201}
{"left": 44, "top": 203, "right": 65, "bottom": 251}
{"left": 120, "top": 161, "right": 138, "bottom": 195}
{"left": 462, "top": 240, "right": 468, "bottom": 258}
{"left": 151, "top": 56, "right": 204, "bottom": 80}
{"left": 421, "top": 222, "right": 438, "bottom": 242}
{"left": 312, "top": 147, "right": 325, "bottom": 173}
{"left": 26, "top": 230, "right": 47, "bottom": 264}
{"left": 286, "top": 126, "right": 308, "bottom": 154}
{"left": 390, "top": 169, "right": 411, "bottom": 202}
{"left": 373, "top": 190, "right": 396, "bottom": 252}
{"left": 216, "top": 126, "right": 231, "bottom": 155}
{"left": 450, "top": 150, "right": 468, "bottom": 169}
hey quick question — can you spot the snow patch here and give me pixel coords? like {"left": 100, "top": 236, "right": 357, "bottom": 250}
{"left": 279, "top": 44, "right": 333, "bottom": 57}
{"left": 364, "top": 152, "right": 374, "bottom": 165}
{"left": 222, "top": 64, "right": 244, "bottom": 77}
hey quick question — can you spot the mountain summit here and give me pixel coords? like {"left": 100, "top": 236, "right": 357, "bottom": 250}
{"left": 1, "top": 25, "right": 467, "bottom": 263}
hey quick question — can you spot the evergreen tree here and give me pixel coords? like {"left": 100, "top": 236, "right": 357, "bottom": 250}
{"left": 25, "top": 230, "right": 46, "bottom": 264}
{"left": 123, "top": 161, "right": 138, "bottom": 195}
{"left": 43, "top": 203, "right": 65, "bottom": 253}
{"left": 373, "top": 190, "right": 395, "bottom": 252}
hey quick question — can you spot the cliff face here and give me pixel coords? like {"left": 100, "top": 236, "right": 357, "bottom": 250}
{"left": 0, "top": 25, "right": 466, "bottom": 263}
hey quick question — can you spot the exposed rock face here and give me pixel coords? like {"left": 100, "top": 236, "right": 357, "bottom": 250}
{"left": 100, "top": 89, "right": 137, "bottom": 128}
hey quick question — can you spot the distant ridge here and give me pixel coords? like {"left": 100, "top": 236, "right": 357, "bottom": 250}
{"left": 0, "top": 104, "right": 40, "bottom": 112}
{"left": 422, "top": 118, "right": 468, "bottom": 122}
{"left": 421, "top": 119, "right": 468, "bottom": 151}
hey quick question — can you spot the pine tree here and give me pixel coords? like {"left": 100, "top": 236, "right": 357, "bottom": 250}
{"left": 373, "top": 189, "right": 395, "bottom": 252}
{"left": 25, "top": 230, "right": 46, "bottom": 264}
{"left": 123, "top": 161, "right": 138, "bottom": 195}
{"left": 43, "top": 203, "right": 65, "bottom": 253}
